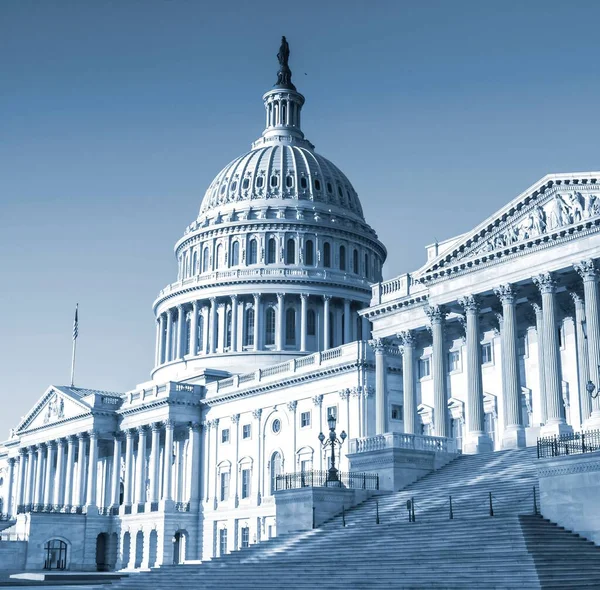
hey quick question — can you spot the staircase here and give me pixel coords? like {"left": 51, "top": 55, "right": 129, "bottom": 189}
{"left": 103, "top": 448, "right": 600, "bottom": 589}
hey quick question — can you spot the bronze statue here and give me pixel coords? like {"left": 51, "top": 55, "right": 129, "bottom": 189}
{"left": 277, "top": 36, "right": 290, "bottom": 68}
{"left": 275, "top": 36, "right": 295, "bottom": 90}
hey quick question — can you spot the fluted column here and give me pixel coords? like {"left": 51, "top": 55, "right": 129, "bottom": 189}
{"left": 533, "top": 273, "right": 571, "bottom": 436}
{"left": 24, "top": 447, "right": 35, "bottom": 508}
{"left": 425, "top": 305, "right": 449, "bottom": 438}
{"left": 5, "top": 458, "right": 15, "bottom": 517}
{"left": 155, "top": 317, "right": 161, "bottom": 367}
{"left": 74, "top": 434, "right": 88, "bottom": 508}
{"left": 85, "top": 430, "right": 98, "bottom": 508}
{"left": 371, "top": 339, "right": 387, "bottom": 435}
{"left": 110, "top": 435, "right": 122, "bottom": 508}
{"left": 323, "top": 296, "right": 331, "bottom": 350}
{"left": 135, "top": 426, "right": 147, "bottom": 505}
{"left": 252, "top": 411, "right": 262, "bottom": 503}
{"left": 188, "top": 422, "right": 201, "bottom": 507}
{"left": 459, "top": 295, "right": 492, "bottom": 453}
{"left": 53, "top": 439, "right": 66, "bottom": 507}
{"left": 165, "top": 310, "right": 173, "bottom": 363}
{"left": 399, "top": 331, "right": 416, "bottom": 434}
{"left": 42, "top": 442, "right": 56, "bottom": 509}
{"left": 33, "top": 444, "right": 44, "bottom": 508}
{"left": 530, "top": 302, "right": 548, "bottom": 425}
{"left": 157, "top": 313, "right": 166, "bottom": 365}
{"left": 575, "top": 260, "right": 600, "bottom": 428}
{"left": 123, "top": 429, "right": 134, "bottom": 507}
{"left": 63, "top": 436, "right": 76, "bottom": 509}
{"left": 253, "top": 293, "right": 261, "bottom": 351}
{"left": 495, "top": 285, "right": 525, "bottom": 448}
{"left": 189, "top": 301, "right": 199, "bottom": 357}
{"left": 300, "top": 294, "right": 308, "bottom": 352}
{"left": 209, "top": 298, "right": 217, "bottom": 354}
{"left": 176, "top": 304, "right": 185, "bottom": 359}
{"left": 570, "top": 290, "right": 592, "bottom": 424}
{"left": 16, "top": 450, "right": 26, "bottom": 512}
{"left": 162, "top": 420, "right": 175, "bottom": 503}
{"left": 343, "top": 300, "right": 351, "bottom": 344}
{"left": 276, "top": 293, "right": 285, "bottom": 350}
{"left": 229, "top": 295, "right": 238, "bottom": 352}
{"left": 149, "top": 423, "right": 161, "bottom": 504}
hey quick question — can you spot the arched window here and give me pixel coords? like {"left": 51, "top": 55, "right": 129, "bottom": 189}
{"left": 286, "top": 308, "right": 296, "bottom": 345}
{"left": 185, "top": 313, "right": 191, "bottom": 356}
{"left": 216, "top": 244, "right": 223, "bottom": 269}
{"left": 286, "top": 175, "right": 293, "bottom": 188}
{"left": 231, "top": 242, "right": 240, "bottom": 267}
{"left": 282, "top": 102, "right": 287, "bottom": 124}
{"left": 323, "top": 242, "right": 331, "bottom": 268}
{"left": 267, "top": 238, "right": 276, "bottom": 264}
{"left": 265, "top": 308, "right": 276, "bottom": 346}
{"left": 198, "top": 314, "right": 205, "bottom": 352}
{"left": 364, "top": 253, "right": 370, "bottom": 279}
{"left": 314, "top": 179, "right": 321, "bottom": 191}
{"left": 226, "top": 310, "right": 232, "bottom": 349}
{"left": 357, "top": 317, "right": 362, "bottom": 340}
{"left": 305, "top": 240, "right": 314, "bottom": 266}
{"left": 270, "top": 451, "right": 283, "bottom": 494}
{"left": 192, "top": 250, "right": 198, "bottom": 275}
{"left": 202, "top": 248, "right": 209, "bottom": 273}
{"left": 339, "top": 245, "right": 346, "bottom": 271}
{"left": 270, "top": 175, "right": 279, "bottom": 187}
{"left": 44, "top": 539, "right": 68, "bottom": 571}
{"left": 300, "top": 177, "right": 308, "bottom": 189}
{"left": 329, "top": 311, "right": 334, "bottom": 348}
{"left": 256, "top": 176, "right": 264, "bottom": 188}
{"left": 307, "top": 309, "right": 316, "bottom": 336}
{"left": 286, "top": 238, "right": 295, "bottom": 265}
{"left": 244, "top": 308, "right": 255, "bottom": 347}
{"left": 248, "top": 239, "right": 258, "bottom": 265}
{"left": 353, "top": 249, "right": 359, "bottom": 274}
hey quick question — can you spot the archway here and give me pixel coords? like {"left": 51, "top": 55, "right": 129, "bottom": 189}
{"left": 270, "top": 451, "right": 283, "bottom": 494}
{"left": 148, "top": 530, "right": 158, "bottom": 568}
{"left": 134, "top": 531, "right": 144, "bottom": 568}
{"left": 121, "top": 532, "right": 131, "bottom": 570}
{"left": 172, "top": 530, "right": 187, "bottom": 565}
{"left": 44, "top": 539, "right": 67, "bottom": 571}
{"left": 95, "top": 533, "right": 109, "bottom": 571}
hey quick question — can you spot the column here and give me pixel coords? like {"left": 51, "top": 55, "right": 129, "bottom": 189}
{"left": 372, "top": 339, "right": 387, "bottom": 435}
{"left": 230, "top": 295, "right": 238, "bottom": 352}
{"left": 165, "top": 310, "right": 173, "bottom": 363}
{"left": 162, "top": 420, "right": 174, "bottom": 503}
{"left": 571, "top": 290, "right": 592, "bottom": 423}
{"left": 343, "top": 299, "right": 351, "bottom": 344}
{"left": 123, "top": 429, "right": 134, "bottom": 507}
{"left": 16, "top": 450, "right": 26, "bottom": 512}
{"left": 362, "top": 315, "right": 371, "bottom": 341}
{"left": 399, "top": 331, "right": 417, "bottom": 435}
{"left": 533, "top": 273, "right": 571, "bottom": 435}
{"left": 176, "top": 305, "right": 185, "bottom": 359}
{"left": 74, "top": 434, "right": 88, "bottom": 508}
{"left": 188, "top": 422, "right": 201, "bottom": 507}
{"left": 300, "top": 294, "right": 308, "bottom": 352}
{"left": 276, "top": 293, "right": 285, "bottom": 350}
{"left": 209, "top": 298, "right": 217, "bottom": 354}
{"left": 24, "top": 447, "right": 35, "bottom": 507}
{"left": 425, "top": 305, "right": 449, "bottom": 438}
{"left": 63, "top": 436, "right": 76, "bottom": 509}
{"left": 323, "top": 296, "right": 331, "bottom": 350}
{"left": 110, "top": 435, "right": 122, "bottom": 508}
{"left": 42, "top": 442, "right": 55, "bottom": 509}
{"left": 531, "top": 302, "right": 548, "bottom": 425}
{"left": 459, "top": 295, "right": 492, "bottom": 454}
{"left": 575, "top": 260, "right": 600, "bottom": 428}
{"left": 495, "top": 285, "right": 526, "bottom": 449}
{"left": 203, "top": 421, "right": 212, "bottom": 503}
{"left": 53, "top": 439, "right": 66, "bottom": 507}
{"left": 253, "top": 294, "right": 261, "bottom": 351}
{"left": 189, "top": 301, "right": 199, "bottom": 357}
{"left": 252, "top": 410, "right": 262, "bottom": 503}
{"left": 158, "top": 313, "right": 166, "bottom": 365}
{"left": 86, "top": 430, "right": 99, "bottom": 509}
{"left": 155, "top": 316, "right": 161, "bottom": 367}
{"left": 231, "top": 415, "right": 240, "bottom": 505}
{"left": 33, "top": 444, "right": 44, "bottom": 508}
{"left": 135, "top": 426, "right": 147, "bottom": 505}
{"left": 5, "top": 458, "right": 15, "bottom": 517}
{"left": 148, "top": 423, "right": 161, "bottom": 504}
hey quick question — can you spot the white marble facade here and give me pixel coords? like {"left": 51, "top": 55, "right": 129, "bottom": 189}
{"left": 1, "top": 44, "right": 600, "bottom": 571}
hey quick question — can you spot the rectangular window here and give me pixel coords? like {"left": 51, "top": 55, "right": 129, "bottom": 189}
{"left": 391, "top": 404, "right": 403, "bottom": 421}
{"left": 518, "top": 334, "right": 528, "bottom": 358}
{"left": 300, "top": 411, "right": 311, "bottom": 428}
{"left": 300, "top": 459, "right": 312, "bottom": 473}
{"left": 481, "top": 342, "right": 493, "bottom": 365}
{"left": 419, "top": 357, "right": 431, "bottom": 379}
{"left": 219, "top": 529, "right": 228, "bottom": 556}
{"left": 221, "top": 429, "right": 230, "bottom": 444}
{"left": 448, "top": 350, "right": 461, "bottom": 372}
{"left": 241, "top": 526, "right": 250, "bottom": 549}
{"left": 241, "top": 468, "right": 251, "bottom": 499}
{"left": 242, "top": 424, "right": 251, "bottom": 439}
{"left": 220, "top": 472, "right": 230, "bottom": 501}
{"left": 326, "top": 406, "right": 337, "bottom": 421}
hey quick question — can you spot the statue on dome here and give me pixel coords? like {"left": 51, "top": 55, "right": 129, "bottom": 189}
{"left": 277, "top": 36, "right": 290, "bottom": 68}
{"left": 275, "top": 36, "right": 296, "bottom": 90}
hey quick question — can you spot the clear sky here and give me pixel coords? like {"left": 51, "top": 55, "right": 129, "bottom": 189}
{"left": 1, "top": 0, "right": 599, "bottom": 438}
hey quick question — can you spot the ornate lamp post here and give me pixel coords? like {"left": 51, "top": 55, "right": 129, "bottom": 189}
{"left": 318, "top": 415, "right": 347, "bottom": 484}
{"left": 587, "top": 368, "right": 600, "bottom": 399}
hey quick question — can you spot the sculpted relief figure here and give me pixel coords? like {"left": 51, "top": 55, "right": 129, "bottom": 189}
{"left": 547, "top": 193, "right": 570, "bottom": 230}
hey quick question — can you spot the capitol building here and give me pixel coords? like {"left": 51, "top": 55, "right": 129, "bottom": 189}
{"left": 1, "top": 39, "right": 599, "bottom": 573}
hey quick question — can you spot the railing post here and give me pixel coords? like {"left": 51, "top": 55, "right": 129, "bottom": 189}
{"left": 376, "top": 474, "right": 379, "bottom": 491}
{"left": 376, "top": 500, "right": 380, "bottom": 525}
{"left": 533, "top": 486, "right": 538, "bottom": 515}
{"left": 342, "top": 505, "right": 346, "bottom": 527}
{"left": 489, "top": 492, "right": 494, "bottom": 517}
{"left": 363, "top": 474, "right": 366, "bottom": 490}
{"left": 411, "top": 497, "right": 415, "bottom": 523}
{"left": 312, "top": 506, "right": 315, "bottom": 529}
{"left": 582, "top": 432, "right": 586, "bottom": 454}
{"left": 449, "top": 495, "right": 453, "bottom": 520}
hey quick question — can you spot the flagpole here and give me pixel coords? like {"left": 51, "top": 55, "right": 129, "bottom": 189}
{"left": 70, "top": 304, "right": 78, "bottom": 387}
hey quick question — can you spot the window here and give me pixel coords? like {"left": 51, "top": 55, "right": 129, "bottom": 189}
{"left": 231, "top": 241, "right": 240, "bottom": 266}
{"left": 305, "top": 240, "right": 314, "bottom": 265}
{"left": 272, "top": 419, "right": 282, "bottom": 434}
{"left": 216, "top": 244, "right": 223, "bottom": 269}
{"left": 485, "top": 412, "right": 496, "bottom": 446}
{"left": 482, "top": 342, "right": 493, "bottom": 365}
{"left": 185, "top": 314, "right": 191, "bottom": 356}
{"left": 192, "top": 250, "right": 198, "bottom": 275}
{"left": 286, "top": 238, "right": 295, "bottom": 264}
{"left": 307, "top": 310, "right": 316, "bottom": 336}
{"left": 337, "top": 185, "right": 343, "bottom": 198}
{"left": 270, "top": 452, "right": 283, "bottom": 494}
{"left": 419, "top": 357, "right": 431, "bottom": 379}
{"left": 323, "top": 242, "right": 331, "bottom": 268}
{"left": 518, "top": 334, "right": 528, "bottom": 358}
{"left": 448, "top": 350, "right": 461, "bottom": 373}
{"left": 241, "top": 526, "right": 250, "bottom": 549}
{"left": 242, "top": 178, "right": 250, "bottom": 189}
{"left": 451, "top": 418, "right": 463, "bottom": 451}
{"left": 241, "top": 469, "right": 251, "bottom": 499}
{"left": 256, "top": 176, "right": 264, "bottom": 188}
{"left": 364, "top": 253, "right": 369, "bottom": 279}
{"left": 220, "top": 472, "right": 230, "bottom": 501}
{"left": 326, "top": 406, "right": 337, "bottom": 421}
{"left": 339, "top": 245, "right": 346, "bottom": 271}
{"left": 270, "top": 175, "right": 279, "bottom": 187}
{"left": 300, "top": 176, "right": 308, "bottom": 189}
{"left": 248, "top": 239, "right": 258, "bottom": 265}
{"left": 300, "top": 411, "right": 311, "bottom": 428}
{"left": 202, "top": 248, "right": 209, "bottom": 273}
{"left": 267, "top": 238, "right": 276, "bottom": 264}
{"left": 231, "top": 181, "right": 237, "bottom": 192}
{"left": 242, "top": 424, "right": 251, "bottom": 439}
{"left": 221, "top": 429, "right": 230, "bottom": 444}
{"left": 353, "top": 249, "right": 359, "bottom": 274}
{"left": 286, "top": 175, "right": 293, "bottom": 188}
{"left": 226, "top": 310, "right": 232, "bottom": 349}
{"left": 327, "top": 182, "right": 333, "bottom": 193}
{"left": 391, "top": 404, "right": 403, "bottom": 421}
{"left": 198, "top": 315, "right": 204, "bottom": 352}
{"left": 300, "top": 459, "right": 311, "bottom": 473}
{"left": 219, "top": 529, "right": 227, "bottom": 556}
{"left": 265, "top": 308, "right": 276, "bottom": 346}
{"left": 244, "top": 308, "right": 255, "bottom": 347}
{"left": 314, "top": 179, "right": 321, "bottom": 191}
{"left": 286, "top": 308, "right": 296, "bottom": 345}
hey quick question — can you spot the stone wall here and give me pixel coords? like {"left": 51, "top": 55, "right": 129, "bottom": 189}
{"left": 537, "top": 451, "right": 600, "bottom": 545}
{"left": 0, "top": 541, "right": 26, "bottom": 570}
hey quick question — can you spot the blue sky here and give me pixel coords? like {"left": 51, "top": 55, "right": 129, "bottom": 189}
{"left": 1, "top": 0, "right": 599, "bottom": 437}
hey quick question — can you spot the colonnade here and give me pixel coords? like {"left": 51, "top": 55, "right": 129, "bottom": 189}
{"left": 372, "top": 258, "right": 600, "bottom": 452}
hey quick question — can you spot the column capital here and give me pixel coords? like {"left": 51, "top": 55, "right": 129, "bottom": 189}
{"left": 151, "top": 422, "right": 162, "bottom": 432}
{"left": 323, "top": 295, "right": 331, "bottom": 303}
{"left": 312, "top": 394, "right": 324, "bottom": 407}
{"left": 66, "top": 434, "right": 78, "bottom": 445}
{"left": 164, "top": 419, "right": 176, "bottom": 430}
{"left": 253, "top": 292, "right": 261, "bottom": 301}
{"left": 18, "top": 448, "right": 27, "bottom": 457}
{"left": 339, "top": 389, "right": 350, "bottom": 401}
{"left": 276, "top": 292, "right": 285, "bottom": 301}
{"left": 46, "top": 440, "right": 57, "bottom": 450}
{"left": 189, "top": 421, "right": 202, "bottom": 433}
{"left": 27, "top": 446, "right": 35, "bottom": 455}
{"left": 231, "top": 414, "right": 240, "bottom": 424}
{"left": 54, "top": 437, "right": 66, "bottom": 447}
{"left": 209, "top": 296, "right": 217, "bottom": 305}
{"left": 300, "top": 293, "right": 309, "bottom": 301}
{"left": 230, "top": 294, "right": 238, "bottom": 302}
{"left": 252, "top": 409, "right": 262, "bottom": 420}
{"left": 369, "top": 338, "right": 386, "bottom": 353}
{"left": 87, "top": 429, "right": 99, "bottom": 439}
{"left": 136, "top": 425, "right": 147, "bottom": 435}
{"left": 458, "top": 294, "right": 480, "bottom": 314}
{"left": 424, "top": 304, "right": 446, "bottom": 325}
{"left": 494, "top": 283, "right": 516, "bottom": 305}
{"left": 397, "top": 330, "right": 415, "bottom": 348}
{"left": 574, "top": 259, "right": 597, "bottom": 282}
{"left": 192, "top": 299, "right": 199, "bottom": 310}
{"left": 124, "top": 428, "right": 136, "bottom": 439}
{"left": 76, "top": 432, "right": 87, "bottom": 441}
{"left": 286, "top": 401, "right": 297, "bottom": 413}
{"left": 533, "top": 272, "right": 556, "bottom": 294}
{"left": 8, "top": 457, "right": 16, "bottom": 466}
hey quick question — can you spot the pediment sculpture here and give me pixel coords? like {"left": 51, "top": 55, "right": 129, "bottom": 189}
{"left": 43, "top": 394, "right": 65, "bottom": 424}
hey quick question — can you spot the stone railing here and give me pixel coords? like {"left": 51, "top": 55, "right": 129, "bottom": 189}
{"left": 124, "top": 381, "right": 201, "bottom": 408}
{"left": 348, "top": 432, "right": 460, "bottom": 455}
{"left": 370, "top": 273, "right": 428, "bottom": 306}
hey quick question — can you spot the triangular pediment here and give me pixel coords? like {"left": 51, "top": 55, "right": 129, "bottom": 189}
{"left": 417, "top": 172, "right": 600, "bottom": 279}
{"left": 16, "top": 386, "right": 91, "bottom": 433}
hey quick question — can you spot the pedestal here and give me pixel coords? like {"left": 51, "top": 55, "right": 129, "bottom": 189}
{"left": 501, "top": 426, "right": 526, "bottom": 450}
{"left": 463, "top": 432, "right": 494, "bottom": 455}
{"left": 540, "top": 421, "right": 574, "bottom": 438}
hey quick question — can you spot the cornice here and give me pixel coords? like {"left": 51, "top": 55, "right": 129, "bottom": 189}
{"left": 363, "top": 294, "right": 429, "bottom": 320}
{"left": 117, "top": 398, "right": 202, "bottom": 417}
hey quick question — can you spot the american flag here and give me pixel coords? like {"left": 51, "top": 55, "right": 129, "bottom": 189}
{"left": 73, "top": 304, "right": 79, "bottom": 341}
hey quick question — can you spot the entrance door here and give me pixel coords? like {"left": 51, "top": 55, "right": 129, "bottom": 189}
{"left": 96, "top": 533, "right": 108, "bottom": 571}
{"left": 44, "top": 540, "right": 67, "bottom": 570}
